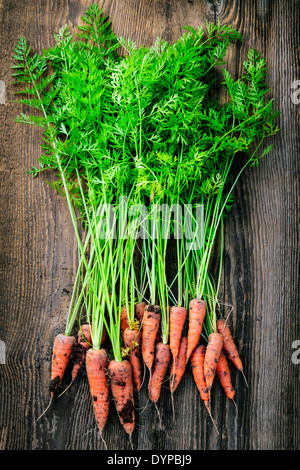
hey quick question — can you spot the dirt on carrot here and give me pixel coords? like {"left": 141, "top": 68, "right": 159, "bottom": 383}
{"left": 216, "top": 319, "right": 243, "bottom": 372}
{"left": 108, "top": 359, "right": 135, "bottom": 435}
{"left": 204, "top": 333, "right": 223, "bottom": 397}
{"left": 70, "top": 324, "right": 92, "bottom": 382}
{"left": 123, "top": 327, "right": 142, "bottom": 392}
{"left": 49, "top": 333, "right": 76, "bottom": 395}
{"left": 216, "top": 350, "right": 235, "bottom": 400}
{"left": 141, "top": 304, "right": 161, "bottom": 372}
{"left": 170, "top": 336, "right": 188, "bottom": 393}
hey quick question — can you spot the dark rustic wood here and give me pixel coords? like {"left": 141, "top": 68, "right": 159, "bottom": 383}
{"left": 0, "top": 0, "right": 299, "bottom": 450}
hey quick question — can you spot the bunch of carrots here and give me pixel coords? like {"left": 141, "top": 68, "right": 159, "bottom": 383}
{"left": 12, "top": 5, "right": 279, "bottom": 445}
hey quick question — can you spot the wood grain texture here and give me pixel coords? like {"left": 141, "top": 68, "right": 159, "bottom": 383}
{"left": 0, "top": 0, "right": 299, "bottom": 450}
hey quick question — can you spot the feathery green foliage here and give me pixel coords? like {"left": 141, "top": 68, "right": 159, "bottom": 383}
{"left": 12, "top": 5, "right": 279, "bottom": 352}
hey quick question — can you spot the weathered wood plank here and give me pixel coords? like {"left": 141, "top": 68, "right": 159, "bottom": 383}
{"left": 218, "top": 0, "right": 300, "bottom": 450}
{"left": 0, "top": 0, "right": 299, "bottom": 450}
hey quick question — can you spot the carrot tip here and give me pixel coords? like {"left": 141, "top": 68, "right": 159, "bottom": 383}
{"left": 154, "top": 402, "right": 163, "bottom": 430}
{"left": 36, "top": 395, "right": 53, "bottom": 422}
{"left": 129, "top": 433, "right": 134, "bottom": 450}
{"left": 232, "top": 398, "right": 238, "bottom": 413}
{"left": 56, "top": 380, "right": 74, "bottom": 398}
{"left": 241, "top": 370, "right": 249, "bottom": 388}
{"left": 170, "top": 391, "right": 175, "bottom": 423}
{"left": 99, "top": 433, "right": 108, "bottom": 450}
{"left": 204, "top": 401, "right": 219, "bottom": 435}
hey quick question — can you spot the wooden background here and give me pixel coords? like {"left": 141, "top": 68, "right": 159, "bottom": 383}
{"left": 0, "top": 0, "right": 299, "bottom": 451}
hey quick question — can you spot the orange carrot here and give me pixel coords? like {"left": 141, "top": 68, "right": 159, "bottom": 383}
{"left": 49, "top": 333, "right": 76, "bottom": 395}
{"left": 123, "top": 327, "right": 142, "bottom": 392}
{"left": 120, "top": 306, "right": 129, "bottom": 335}
{"left": 169, "top": 306, "right": 187, "bottom": 362}
{"left": 148, "top": 342, "right": 171, "bottom": 403}
{"left": 108, "top": 359, "right": 135, "bottom": 435}
{"left": 216, "top": 318, "right": 244, "bottom": 375}
{"left": 37, "top": 333, "right": 76, "bottom": 422}
{"left": 216, "top": 351, "right": 235, "bottom": 400}
{"left": 86, "top": 348, "right": 109, "bottom": 437}
{"left": 186, "top": 299, "right": 206, "bottom": 362}
{"left": 78, "top": 323, "right": 92, "bottom": 347}
{"left": 170, "top": 336, "right": 188, "bottom": 393}
{"left": 141, "top": 304, "right": 161, "bottom": 371}
{"left": 191, "top": 344, "right": 219, "bottom": 433}
{"left": 57, "top": 325, "right": 108, "bottom": 399}
{"left": 190, "top": 345, "right": 209, "bottom": 406}
{"left": 204, "top": 332, "right": 223, "bottom": 396}
{"left": 70, "top": 324, "right": 92, "bottom": 383}
{"left": 135, "top": 301, "right": 146, "bottom": 324}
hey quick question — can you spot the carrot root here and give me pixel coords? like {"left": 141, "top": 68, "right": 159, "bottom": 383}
{"left": 204, "top": 332, "right": 223, "bottom": 398}
{"left": 186, "top": 299, "right": 206, "bottom": 362}
{"left": 204, "top": 400, "right": 219, "bottom": 435}
{"left": 86, "top": 348, "right": 110, "bottom": 437}
{"left": 70, "top": 324, "right": 92, "bottom": 382}
{"left": 148, "top": 342, "right": 171, "bottom": 404}
{"left": 190, "top": 344, "right": 219, "bottom": 434}
{"left": 190, "top": 345, "right": 210, "bottom": 403}
{"left": 38, "top": 333, "right": 75, "bottom": 421}
{"left": 141, "top": 304, "right": 161, "bottom": 372}
{"left": 216, "top": 318, "right": 243, "bottom": 371}
{"left": 36, "top": 396, "right": 53, "bottom": 422}
{"left": 217, "top": 318, "right": 248, "bottom": 386}
{"left": 169, "top": 306, "right": 187, "bottom": 362}
{"left": 123, "top": 327, "right": 142, "bottom": 392}
{"left": 120, "top": 306, "right": 129, "bottom": 335}
{"left": 170, "top": 336, "right": 188, "bottom": 394}
{"left": 108, "top": 359, "right": 135, "bottom": 435}
{"left": 216, "top": 351, "right": 235, "bottom": 400}
{"left": 50, "top": 333, "right": 76, "bottom": 395}
{"left": 135, "top": 301, "right": 146, "bottom": 325}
